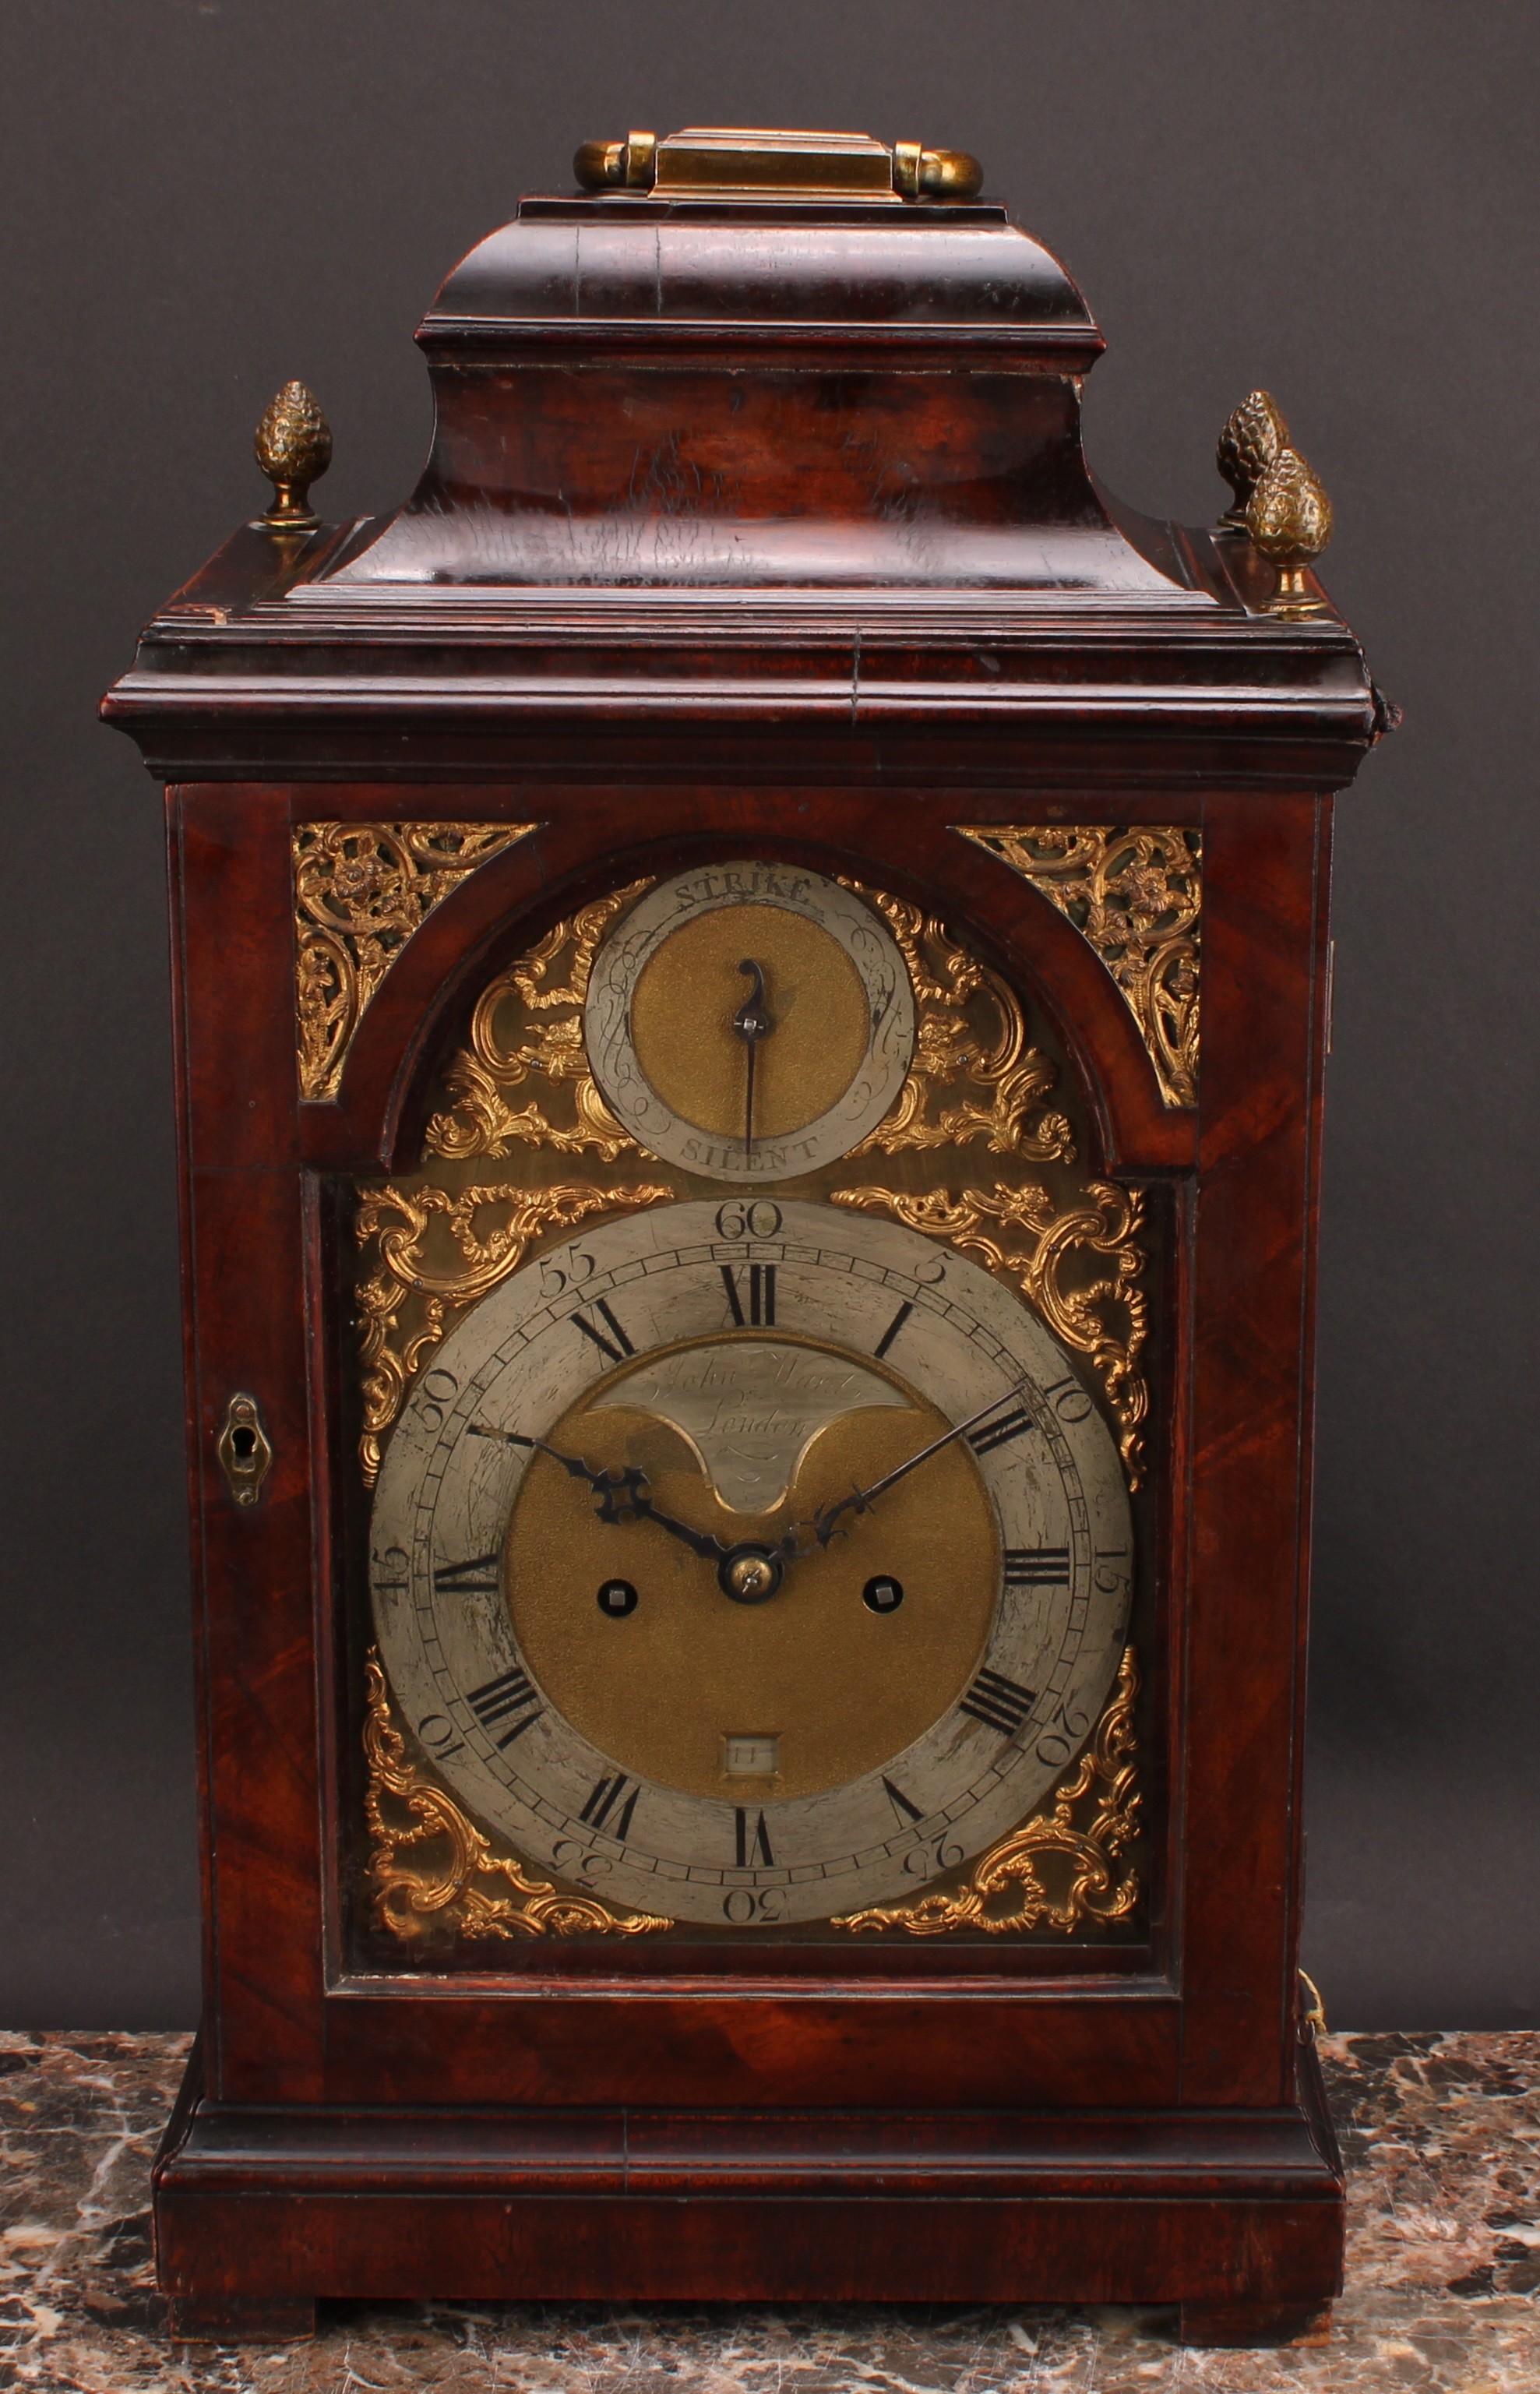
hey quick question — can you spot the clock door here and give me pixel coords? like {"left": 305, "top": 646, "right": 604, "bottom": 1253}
{"left": 331, "top": 842, "right": 1172, "bottom": 2033}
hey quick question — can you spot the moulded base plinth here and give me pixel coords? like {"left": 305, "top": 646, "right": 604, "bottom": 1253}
{"left": 1177, "top": 2299, "right": 1334, "bottom": 2347}
{"left": 153, "top": 2037, "right": 1344, "bottom": 2343}
{"left": 168, "top": 2293, "right": 318, "bottom": 2344}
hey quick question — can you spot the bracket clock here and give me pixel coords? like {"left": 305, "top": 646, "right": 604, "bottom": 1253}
{"left": 103, "top": 125, "right": 1393, "bottom": 2347}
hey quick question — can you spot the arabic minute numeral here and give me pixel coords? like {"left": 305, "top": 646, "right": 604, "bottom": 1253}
{"left": 960, "top": 1667, "right": 1038, "bottom": 1736}
{"left": 714, "top": 1199, "right": 783, "bottom": 1240}
{"left": 573, "top": 1297, "right": 635, "bottom": 1365}
{"left": 903, "top": 1831, "right": 966, "bottom": 1879}
{"left": 968, "top": 1405, "right": 1037, "bottom": 1458}
{"left": 539, "top": 1248, "right": 596, "bottom": 1299}
{"left": 432, "top": 1552, "right": 502, "bottom": 1596}
{"left": 579, "top": 1773, "right": 641, "bottom": 1839}
{"left": 415, "top": 1366, "right": 459, "bottom": 1431}
{"left": 416, "top": 1712, "right": 467, "bottom": 1762}
{"left": 551, "top": 1839, "right": 614, "bottom": 1887}
{"left": 723, "top": 1886, "right": 786, "bottom": 1923}
{"left": 1042, "top": 1373, "right": 1095, "bottom": 1424}
{"left": 466, "top": 1664, "right": 543, "bottom": 1747}
{"left": 721, "top": 1262, "right": 776, "bottom": 1327}
{"left": 1035, "top": 1698, "right": 1094, "bottom": 1770}
{"left": 734, "top": 1807, "right": 775, "bottom": 1867}
{"left": 1003, "top": 1547, "right": 1070, "bottom": 1588}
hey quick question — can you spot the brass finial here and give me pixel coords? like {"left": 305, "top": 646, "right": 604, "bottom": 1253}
{"left": 253, "top": 380, "right": 332, "bottom": 532}
{"left": 1216, "top": 390, "right": 1288, "bottom": 530}
{"left": 1246, "top": 447, "right": 1334, "bottom": 618}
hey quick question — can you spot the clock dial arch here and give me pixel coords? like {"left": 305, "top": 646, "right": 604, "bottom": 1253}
{"left": 370, "top": 1200, "right": 1133, "bottom": 1929}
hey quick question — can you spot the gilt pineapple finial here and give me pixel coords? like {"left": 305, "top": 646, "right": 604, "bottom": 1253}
{"left": 1246, "top": 446, "right": 1334, "bottom": 619}
{"left": 253, "top": 380, "right": 332, "bottom": 532}
{"left": 1216, "top": 390, "right": 1288, "bottom": 530}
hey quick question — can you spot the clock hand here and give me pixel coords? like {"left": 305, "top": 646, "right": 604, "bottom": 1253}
{"left": 777, "top": 1379, "right": 1038, "bottom": 1557}
{"left": 732, "top": 957, "right": 772, "bottom": 1158}
{"left": 468, "top": 1425, "right": 731, "bottom": 1561}
{"left": 622, "top": 1485, "right": 732, "bottom": 1563}
{"left": 473, "top": 1383, "right": 1028, "bottom": 1591}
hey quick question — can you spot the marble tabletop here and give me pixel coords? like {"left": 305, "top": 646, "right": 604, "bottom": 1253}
{"left": 1, "top": 2029, "right": 1535, "bottom": 2391}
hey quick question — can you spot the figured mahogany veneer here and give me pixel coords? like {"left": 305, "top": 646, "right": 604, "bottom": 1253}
{"left": 105, "top": 156, "right": 1387, "bottom": 2346}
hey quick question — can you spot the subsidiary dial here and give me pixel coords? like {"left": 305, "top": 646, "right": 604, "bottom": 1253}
{"left": 583, "top": 862, "right": 916, "bottom": 1181}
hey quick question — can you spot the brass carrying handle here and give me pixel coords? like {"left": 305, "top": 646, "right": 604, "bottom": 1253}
{"left": 573, "top": 129, "right": 982, "bottom": 201}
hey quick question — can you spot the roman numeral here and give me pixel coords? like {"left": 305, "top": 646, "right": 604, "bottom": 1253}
{"left": 882, "top": 1775, "right": 924, "bottom": 1826}
{"left": 960, "top": 1667, "right": 1038, "bottom": 1736}
{"left": 968, "top": 1405, "right": 1037, "bottom": 1458}
{"left": 735, "top": 1807, "right": 775, "bottom": 1867}
{"left": 721, "top": 1263, "right": 776, "bottom": 1327}
{"left": 432, "top": 1552, "right": 502, "bottom": 1596}
{"left": 874, "top": 1299, "right": 913, "bottom": 1359}
{"left": 1003, "top": 1547, "right": 1070, "bottom": 1588}
{"left": 580, "top": 1773, "right": 640, "bottom": 1839}
{"left": 466, "top": 1665, "right": 542, "bottom": 1748}
{"left": 573, "top": 1298, "right": 634, "bottom": 1365}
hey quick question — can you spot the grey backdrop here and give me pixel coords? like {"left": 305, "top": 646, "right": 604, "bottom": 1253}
{"left": 2, "top": 0, "right": 1535, "bottom": 2029}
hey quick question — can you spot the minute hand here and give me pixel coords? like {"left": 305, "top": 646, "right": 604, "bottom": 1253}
{"left": 789, "top": 1380, "right": 1038, "bottom": 1554}
{"left": 468, "top": 1425, "right": 730, "bottom": 1561}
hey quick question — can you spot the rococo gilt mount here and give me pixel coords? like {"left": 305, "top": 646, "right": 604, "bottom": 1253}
{"left": 104, "top": 125, "right": 1392, "bottom": 2347}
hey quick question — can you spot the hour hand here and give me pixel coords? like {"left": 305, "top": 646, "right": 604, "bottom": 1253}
{"left": 470, "top": 1425, "right": 729, "bottom": 1560}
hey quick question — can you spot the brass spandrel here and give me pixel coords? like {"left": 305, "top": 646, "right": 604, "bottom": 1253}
{"left": 422, "top": 883, "right": 645, "bottom": 1164}
{"left": 840, "top": 887, "right": 1077, "bottom": 1161}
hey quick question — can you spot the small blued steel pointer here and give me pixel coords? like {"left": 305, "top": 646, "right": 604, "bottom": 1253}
{"left": 732, "top": 957, "right": 773, "bottom": 1158}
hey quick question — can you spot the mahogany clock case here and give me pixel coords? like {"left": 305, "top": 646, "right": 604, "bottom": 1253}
{"left": 103, "top": 133, "right": 1383, "bottom": 2345}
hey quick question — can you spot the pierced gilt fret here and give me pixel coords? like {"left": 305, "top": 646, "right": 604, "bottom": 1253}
{"left": 294, "top": 820, "right": 536, "bottom": 1101}
{"left": 954, "top": 827, "right": 1201, "bottom": 1109}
